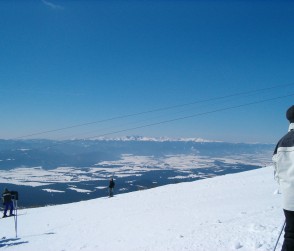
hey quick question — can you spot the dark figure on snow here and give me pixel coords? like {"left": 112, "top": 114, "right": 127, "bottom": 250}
{"left": 2, "top": 188, "right": 14, "bottom": 218}
{"left": 273, "top": 105, "right": 294, "bottom": 251}
{"left": 108, "top": 178, "right": 115, "bottom": 197}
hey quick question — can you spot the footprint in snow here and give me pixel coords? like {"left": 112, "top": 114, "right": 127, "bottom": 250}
{"left": 254, "top": 242, "right": 263, "bottom": 249}
{"left": 233, "top": 241, "right": 243, "bottom": 249}
{"left": 248, "top": 223, "right": 266, "bottom": 232}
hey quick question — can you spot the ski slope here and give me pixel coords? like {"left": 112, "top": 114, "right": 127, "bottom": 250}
{"left": 0, "top": 166, "right": 283, "bottom": 251}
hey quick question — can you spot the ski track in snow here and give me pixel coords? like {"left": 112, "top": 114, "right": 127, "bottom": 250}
{"left": 0, "top": 166, "right": 283, "bottom": 251}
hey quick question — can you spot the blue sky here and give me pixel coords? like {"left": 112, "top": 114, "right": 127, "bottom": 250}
{"left": 0, "top": 0, "right": 294, "bottom": 143}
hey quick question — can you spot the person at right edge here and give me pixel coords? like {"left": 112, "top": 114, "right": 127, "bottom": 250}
{"left": 273, "top": 105, "right": 294, "bottom": 251}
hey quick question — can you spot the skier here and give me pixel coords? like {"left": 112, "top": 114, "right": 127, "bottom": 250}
{"left": 273, "top": 105, "right": 294, "bottom": 251}
{"left": 2, "top": 188, "right": 14, "bottom": 218}
{"left": 108, "top": 178, "right": 115, "bottom": 197}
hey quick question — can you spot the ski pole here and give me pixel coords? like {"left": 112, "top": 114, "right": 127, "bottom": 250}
{"left": 273, "top": 220, "right": 286, "bottom": 251}
{"left": 12, "top": 199, "right": 18, "bottom": 238}
{"left": 15, "top": 199, "right": 18, "bottom": 238}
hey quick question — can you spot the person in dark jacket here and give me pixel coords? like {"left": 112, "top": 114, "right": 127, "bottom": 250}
{"left": 2, "top": 188, "right": 14, "bottom": 218}
{"left": 108, "top": 178, "right": 115, "bottom": 197}
{"left": 273, "top": 105, "right": 294, "bottom": 251}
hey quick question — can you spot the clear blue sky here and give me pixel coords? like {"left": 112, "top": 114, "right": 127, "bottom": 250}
{"left": 1, "top": 0, "right": 294, "bottom": 143}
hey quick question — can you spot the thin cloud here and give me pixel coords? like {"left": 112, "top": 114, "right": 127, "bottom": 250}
{"left": 42, "top": 0, "right": 64, "bottom": 10}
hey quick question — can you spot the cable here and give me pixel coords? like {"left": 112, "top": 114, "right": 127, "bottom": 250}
{"left": 8, "top": 91, "right": 294, "bottom": 154}
{"left": 82, "top": 92, "right": 294, "bottom": 139}
{"left": 12, "top": 82, "right": 294, "bottom": 139}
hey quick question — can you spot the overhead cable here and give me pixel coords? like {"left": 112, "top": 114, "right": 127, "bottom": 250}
{"left": 13, "top": 82, "right": 294, "bottom": 139}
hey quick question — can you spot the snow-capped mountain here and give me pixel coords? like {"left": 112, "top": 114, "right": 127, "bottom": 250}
{"left": 86, "top": 136, "right": 219, "bottom": 142}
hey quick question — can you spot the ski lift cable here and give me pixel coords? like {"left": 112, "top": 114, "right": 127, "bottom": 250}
{"left": 56, "top": 93, "right": 264, "bottom": 140}
{"left": 12, "top": 82, "right": 294, "bottom": 140}
{"left": 9, "top": 92, "right": 294, "bottom": 153}
{"left": 82, "top": 92, "right": 294, "bottom": 139}
{"left": 54, "top": 91, "right": 294, "bottom": 140}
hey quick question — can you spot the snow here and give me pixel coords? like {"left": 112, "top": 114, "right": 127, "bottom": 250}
{"left": 0, "top": 166, "right": 284, "bottom": 251}
{"left": 42, "top": 189, "right": 65, "bottom": 193}
{"left": 0, "top": 152, "right": 271, "bottom": 188}
{"left": 87, "top": 136, "right": 219, "bottom": 142}
{"left": 67, "top": 186, "right": 93, "bottom": 193}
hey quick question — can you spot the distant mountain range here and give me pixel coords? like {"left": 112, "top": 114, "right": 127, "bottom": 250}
{"left": 85, "top": 136, "right": 219, "bottom": 142}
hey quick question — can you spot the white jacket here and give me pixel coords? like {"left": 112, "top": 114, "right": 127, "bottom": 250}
{"left": 273, "top": 123, "right": 294, "bottom": 211}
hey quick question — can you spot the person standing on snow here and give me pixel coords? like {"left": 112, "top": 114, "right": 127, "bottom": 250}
{"left": 108, "top": 178, "right": 115, "bottom": 197}
{"left": 273, "top": 105, "right": 294, "bottom": 251}
{"left": 2, "top": 188, "right": 14, "bottom": 218}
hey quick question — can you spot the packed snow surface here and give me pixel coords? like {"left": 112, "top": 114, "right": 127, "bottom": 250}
{"left": 0, "top": 167, "right": 284, "bottom": 251}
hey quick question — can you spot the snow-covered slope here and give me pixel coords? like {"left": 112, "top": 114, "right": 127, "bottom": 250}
{"left": 0, "top": 167, "right": 283, "bottom": 251}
